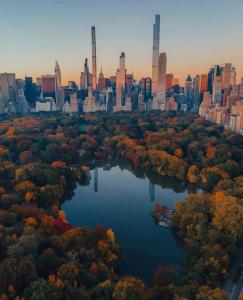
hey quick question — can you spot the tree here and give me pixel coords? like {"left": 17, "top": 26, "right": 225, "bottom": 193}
{"left": 24, "top": 279, "right": 53, "bottom": 300}
{"left": 112, "top": 277, "right": 147, "bottom": 300}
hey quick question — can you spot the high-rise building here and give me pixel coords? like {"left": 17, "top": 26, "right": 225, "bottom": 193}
{"left": 212, "top": 65, "right": 222, "bottom": 104}
{"left": 55, "top": 61, "right": 64, "bottom": 110}
{"left": 98, "top": 68, "right": 109, "bottom": 92}
{"left": 230, "top": 67, "right": 236, "bottom": 86}
{"left": 80, "top": 58, "right": 92, "bottom": 89}
{"left": 199, "top": 74, "right": 208, "bottom": 95}
{"left": 207, "top": 67, "right": 214, "bottom": 94}
{"left": 41, "top": 75, "right": 56, "bottom": 99}
{"left": 83, "top": 86, "right": 105, "bottom": 112}
{"left": 152, "top": 14, "right": 160, "bottom": 96}
{"left": 70, "top": 92, "right": 79, "bottom": 113}
{"left": 16, "top": 79, "right": 29, "bottom": 113}
{"left": 157, "top": 52, "right": 166, "bottom": 103}
{"left": 140, "top": 77, "right": 152, "bottom": 101}
{"left": 222, "top": 63, "right": 232, "bottom": 88}
{"left": 126, "top": 74, "right": 134, "bottom": 97}
{"left": 192, "top": 75, "right": 200, "bottom": 112}
{"left": 0, "top": 73, "right": 16, "bottom": 102}
{"left": 24, "top": 77, "right": 37, "bottom": 108}
{"left": 116, "top": 52, "right": 126, "bottom": 106}
{"left": 91, "top": 26, "right": 97, "bottom": 90}
{"left": 166, "top": 73, "right": 174, "bottom": 91}
{"left": 184, "top": 75, "right": 193, "bottom": 95}
{"left": 105, "top": 87, "right": 113, "bottom": 112}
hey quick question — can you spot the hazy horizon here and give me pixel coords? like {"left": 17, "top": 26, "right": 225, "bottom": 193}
{"left": 1, "top": 0, "right": 243, "bottom": 84}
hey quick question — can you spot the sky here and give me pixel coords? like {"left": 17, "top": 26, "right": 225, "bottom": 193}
{"left": 0, "top": 0, "right": 243, "bottom": 85}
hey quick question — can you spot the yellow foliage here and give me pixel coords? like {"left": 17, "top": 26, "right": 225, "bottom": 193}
{"left": 107, "top": 229, "right": 115, "bottom": 242}
{"left": 58, "top": 210, "right": 66, "bottom": 220}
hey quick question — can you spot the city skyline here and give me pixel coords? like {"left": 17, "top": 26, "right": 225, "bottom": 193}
{"left": 1, "top": 0, "right": 243, "bottom": 84}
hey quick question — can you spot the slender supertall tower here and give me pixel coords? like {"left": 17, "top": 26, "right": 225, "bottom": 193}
{"left": 91, "top": 26, "right": 97, "bottom": 90}
{"left": 152, "top": 15, "right": 160, "bottom": 96}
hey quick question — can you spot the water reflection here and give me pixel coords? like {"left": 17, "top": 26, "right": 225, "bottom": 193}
{"left": 62, "top": 165, "right": 187, "bottom": 285}
{"left": 94, "top": 168, "right": 98, "bottom": 192}
{"left": 149, "top": 182, "right": 155, "bottom": 202}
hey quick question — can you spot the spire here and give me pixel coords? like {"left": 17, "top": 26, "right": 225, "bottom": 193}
{"left": 99, "top": 66, "right": 104, "bottom": 78}
{"left": 186, "top": 74, "right": 192, "bottom": 82}
{"left": 55, "top": 60, "right": 60, "bottom": 72}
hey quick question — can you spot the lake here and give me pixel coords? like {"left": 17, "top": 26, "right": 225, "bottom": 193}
{"left": 62, "top": 165, "right": 188, "bottom": 284}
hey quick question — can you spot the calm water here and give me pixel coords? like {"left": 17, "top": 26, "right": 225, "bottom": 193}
{"left": 62, "top": 165, "right": 188, "bottom": 284}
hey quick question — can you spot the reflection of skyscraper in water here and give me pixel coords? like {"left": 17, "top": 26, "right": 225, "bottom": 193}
{"left": 149, "top": 182, "right": 155, "bottom": 202}
{"left": 94, "top": 168, "right": 98, "bottom": 192}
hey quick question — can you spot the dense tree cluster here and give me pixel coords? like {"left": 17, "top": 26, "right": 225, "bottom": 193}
{"left": 0, "top": 111, "right": 242, "bottom": 299}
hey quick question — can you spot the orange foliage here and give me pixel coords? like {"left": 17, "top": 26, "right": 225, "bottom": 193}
{"left": 25, "top": 217, "right": 37, "bottom": 226}
{"left": 0, "top": 145, "right": 9, "bottom": 156}
{"left": 107, "top": 229, "right": 115, "bottom": 242}
{"left": 24, "top": 191, "right": 35, "bottom": 202}
{"left": 175, "top": 148, "right": 184, "bottom": 158}
{"left": 6, "top": 127, "right": 15, "bottom": 136}
{"left": 98, "top": 240, "right": 108, "bottom": 253}
{"left": 48, "top": 274, "right": 65, "bottom": 288}
{"left": 206, "top": 146, "right": 216, "bottom": 159}
{"left": 90, "top": 262, "right": 98, "bottom": 274}
{"left": 15, "top": 180, "right": 35, "bottom": 191}
{"left": 52, "top": 161, "right": 66, "bottom": 168}
{"left": 58, "top": 210, "right": 66, "bottom": 220}
{"left": 214, "top": 192, "right": 224, "bottom": 202}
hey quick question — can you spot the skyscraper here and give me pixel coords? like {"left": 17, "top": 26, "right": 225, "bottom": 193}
{"left": 80, "top": 58, "right": 91, "bottom": 89}
{"left": 140, "top": 77, "right": 152, "bottom": 101}
{"left": 166, "top": 73, "right": 174, "bottom": 91}
{"left": 192, "top": 75, "right": 200, "bottom": 112}
{"left": 207, "top": 67, "right": 214, "bottom": 94}
{"left": 222, "top": 63, "right": 232, "bottom": 89}
{"left": 25, "top": 77, "right": 37, "bottom": 108}
{"left": 199, "top": 74, "right": 208, "bottom": 95}
{"left": 157, "top": 52, "right": 167, "bottom": 104}
{"left": 152, "top": 15, "right": 160, "bottom": 96}
{"left": 212, "top": 65, "right": 222, "bottom": 104}
{"left": 116, "top": 52, "right": 126, "bottom": 106}
{"left": 41, "top": 75, "right": 56, "bottom": 98}
{"left": 184, "top": 75, "right": 193, "bottom": 111}
{"left": 55, "top": 61, "right": 64, "bottom": 110}
{"left": 91, "top": 26, "right": 97, "bottom": 90}
{"left": 98, "top": 68, "right": 109, "bottom": 92}
{"left": 0, "top": 73, "right": 16, "bottom": 102}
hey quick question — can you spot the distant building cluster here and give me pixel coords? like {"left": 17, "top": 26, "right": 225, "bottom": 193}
{"left": 199, "top": 65, "right": 243, "bottom": 134}
{"left": 0, "top": 15, "right": 242, "bottom": 134}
